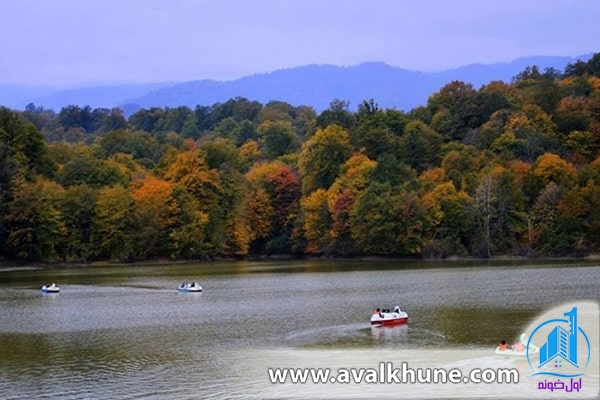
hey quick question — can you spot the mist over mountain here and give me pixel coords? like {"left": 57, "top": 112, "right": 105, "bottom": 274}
{"left": 0, "top": 85, "right": 55, "bottom": 109}
{"left": 2, "top": 54, "right": 592, "bottom": 113}
{"left": 9, "top": 83, "right": 175, "bottom": 111}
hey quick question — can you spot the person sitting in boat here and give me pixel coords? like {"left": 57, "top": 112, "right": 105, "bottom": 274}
{"left": 498, "top": 340, "right": 510, "bottom": 351}
{"left": 394, "top": 306, "right": 400, "bottom": 314}
{"left": 512, "top": 340, "right": 525, "bottom": 352}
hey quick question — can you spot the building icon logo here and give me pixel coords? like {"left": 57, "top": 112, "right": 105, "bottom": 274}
{"left": 527, "top": 307, "right": 591, "bottom": 378}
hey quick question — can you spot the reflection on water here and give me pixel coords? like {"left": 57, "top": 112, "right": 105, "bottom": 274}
{"left": 370, "top": 324, "right": 408, "bottom": 341}
{"left": 0, "top": 260, "right": 598, "bottom": 399}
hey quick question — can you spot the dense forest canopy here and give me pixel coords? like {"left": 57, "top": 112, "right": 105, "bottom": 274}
{"left": 1, "top": 54, "right": 600, "bottom": 262}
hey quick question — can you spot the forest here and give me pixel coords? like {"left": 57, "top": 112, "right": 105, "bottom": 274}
{"left": 1, "top": 54, "right": 599, "bottom": 262}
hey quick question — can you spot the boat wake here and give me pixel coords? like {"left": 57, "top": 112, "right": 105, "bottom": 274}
{"left": 283, "top": 323, "right": 448, "bottom": 349}
{"left": 284, "top": 322, "right": 369, "bottom": 347}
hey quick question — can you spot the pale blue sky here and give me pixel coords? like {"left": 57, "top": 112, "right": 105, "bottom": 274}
{"left": 1, "top": 0, "right": 598, "bottom": 87}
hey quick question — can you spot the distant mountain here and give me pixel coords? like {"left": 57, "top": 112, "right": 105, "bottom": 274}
{"left": 128, "top": 55, "right": 591, "bottom": 112}
{"left": 2, "top": 54, "right": 593, "bottom": 113}
{"left": 0, "top": 84, "right": 55, "bottom": 109}
{"left": 20, "top": 83, "right": 176, "bottom": 111}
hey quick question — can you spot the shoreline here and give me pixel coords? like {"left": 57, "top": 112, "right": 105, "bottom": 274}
{"left": 1, "top": 254, "right": 599, "bottom": 272}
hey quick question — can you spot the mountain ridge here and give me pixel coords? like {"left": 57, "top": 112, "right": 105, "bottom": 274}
{"left": 2, "top": 54, "right": 593, "bottom": 113}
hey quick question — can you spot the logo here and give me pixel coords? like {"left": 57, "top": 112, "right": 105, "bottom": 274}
{"left": 526, "top": 306, "right": 591, "bottom": 379}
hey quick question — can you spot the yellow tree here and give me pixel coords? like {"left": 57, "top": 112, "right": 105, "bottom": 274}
{"left": 91, "top": 185, "right": 136, "bottom": 261}
{"left": 131, "top": 175, "right": 179, "bottom": 258}
{"left": 162, "top": 149, "right": 226, "bottom": 256}
{"left": 528, "top": 154, "right": 579, "bottom": 255}
{"left": 532, "top": 153, "right": 577, "bottom": 188}
{"left": 326, "top": 153, "right": 376, "bottom": 255}
{"left": 421, "top": 180, "right": 471, "bottom": 257}
{"left": 163, "top": 150, "right": 221, "bottom": 205}
{"left": 300, "top": 189, "right": 331, "bottom": 254}
{"left": 492, "top": 104, "right": 557, "bottom": 162}
{"left": 244, "top": 186, "right": 274, "bottom": 244}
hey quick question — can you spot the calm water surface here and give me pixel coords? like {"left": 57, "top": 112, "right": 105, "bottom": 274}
{"left": 0, "top": 259, "right": 598, "bottom": 399}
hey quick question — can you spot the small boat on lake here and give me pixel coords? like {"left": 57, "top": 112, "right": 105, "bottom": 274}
{"left": 178, "top": 282, "right": 203, "bottom": 292}
{"left": 370, "top": 306, "right": 408, "bottom": 326}
{"left": 494, "top": 333, "right": 539, "bottom": 357}
{"left": 41, "top": 283, "right": 60, "bottom": 293}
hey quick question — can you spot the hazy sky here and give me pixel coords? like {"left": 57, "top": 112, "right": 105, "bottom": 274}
{"left": 1, "top": 0, "right": 598, "bottom": 87}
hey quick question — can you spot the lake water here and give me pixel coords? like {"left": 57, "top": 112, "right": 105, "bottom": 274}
{"left": 0, "top": 259, "right": 598, "bottom": 399}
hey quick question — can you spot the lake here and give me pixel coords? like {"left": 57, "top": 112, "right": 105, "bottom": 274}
{"left": 0, "top": 259, "right": 598, "bottom": 399}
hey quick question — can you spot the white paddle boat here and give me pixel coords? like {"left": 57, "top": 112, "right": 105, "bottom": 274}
{"left": 178, "top": 282, "right": 203, "bottom": 292}
{"left": 41, "top": 283, "right": 60, "bottom": 293}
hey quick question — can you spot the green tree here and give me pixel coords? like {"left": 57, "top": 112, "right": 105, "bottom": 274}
{"left": 565, "top": 130, "right": 600, "bottom": 165}
{"left": 58, "top": 105, "right": 94, "bottom": 132}
{"left": 298, "top": 124, "right": 353, "bottom": 194}
{"left": 316, "top": 99, "right": 356, "bottom": 130}
{"left": 60, "top": 155, "right": 130, "bottom": 188}
{"left": 1, "top": 108, "right": 55, "bottom": 255}
{"left": 169, "top": 186, "right": 210, "bottom": 259}
{"left": 59, "top": 184, "right": 97, "bottom": 261}
{"left": 371, "top": 153, "right": 414, "bottom": 186}
{"left": 95, "top": 129, "right": 160, "bottom": 164}
{"left": 468, "top": 168, "right": 526, "bottom": 257}
{"left": 400, "top": 120, "right": 443, "bottom": 172}
{"left": 199, "top": 138, "right": 245, "bottom": 171}
{"left": 476, "top": 81, "right": 516, "bottom": 122}
{"left": 355, "top": 126, "right": 398, "bottom": 161}
{"left": 478, "top": 110, "right": 512, "bottom": 150}
{"left": 155, "top": 106, "right": 194, "bottom": 133}
{"left": 427, "top": 81, "right": 480, "bottom": 140}
{"left": 4, "top": 177, "right": 64, "bottom": 261}
{"left": 0, "top": 107, "right": 53, "bottom": 191}
{"left": 440, "top": 144, "right": 491, "bottom": 192}
{"left": 530, "top": 182, "right": 578, "bottom": 255}
{"left": 512, "top": 66, "right": 562, "bottom": 114}
{"left": 22, "top": 103, "right": 57, "bottom": 132}
{"left": 350, "top": 183, "right": 427, "bottom": 255}
{"left": 257, "top": 120, "right": 299, "bottom": 159}
{"left": 129, "top": 107, "right": 165, "bottom": 133}
{"left": 231, "top": 120, "right": 258, "bottom": 146}
{"left": 564, "top": 53, "right": 600, "bottom": 78}
{"left": 217, "top": 168, "right": 251, "bottom": 257}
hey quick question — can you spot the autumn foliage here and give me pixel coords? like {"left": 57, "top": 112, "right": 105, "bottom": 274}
{"left": 2, "top": 54, "right": 600, "bottom": 261}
